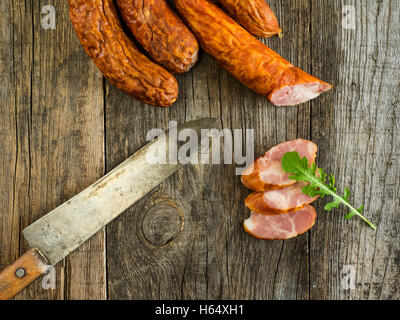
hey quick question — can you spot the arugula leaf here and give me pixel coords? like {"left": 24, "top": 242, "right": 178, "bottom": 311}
{"left": 281, "top": 151, "right": 376, "bottom": 230}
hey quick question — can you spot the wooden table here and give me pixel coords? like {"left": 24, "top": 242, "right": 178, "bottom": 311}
{"left": 0, "top": 0, "right": 399, "bottom": 300}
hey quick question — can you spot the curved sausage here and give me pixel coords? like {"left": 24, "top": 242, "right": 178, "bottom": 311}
{"left": 217, "top": 0, "right": 281, "bottom": 38}
{"left": 68, "top": 0, "right": 178, "bottom": 107}
{"left": 244, "top": 205, "right": 316, "bottom": 240}
{"left": 241, "top": 139, "right": 317, "bottom": 191}
{"left": 116, "top": 0, "right": 199, "bottom": 74}
{"left": 173, "top": 0, "right": 332, "bottom": 106}
{"left": 245, "top": 182, "right": 319, "bottom": 215}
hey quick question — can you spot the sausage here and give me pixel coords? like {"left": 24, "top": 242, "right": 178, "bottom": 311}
{"left": 241, "top": 158, "right": 295, "bottom": 192}
{"left": 173, "top": 0, "right": 332, "bottom": 106}
{"left": 241, "top": 139, "right": 317, "bottom": 191}
{"left": 245, "top": 182, "right": 319, "bottom": 215}
{"left": 216, "top": 0, "right": 281, "bottom": 38}
{"left": 244, "top": 205, "right": 316, "bottom": 240}
{"left": 68, "top": 0, "right": 178, "bottom": 107}
{"left": 264, "top": 139, "right": 318, "bottom": 162}
{"left": 116, "top": 0, "right": 199, "bottom": 74}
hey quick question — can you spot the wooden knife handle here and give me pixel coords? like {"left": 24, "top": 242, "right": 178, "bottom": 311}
{"left": 0, "top": 249, "right": 48, "bottom": 300}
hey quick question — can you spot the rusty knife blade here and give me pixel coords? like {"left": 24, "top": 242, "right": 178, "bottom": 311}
{"left": 23, "top": 118, "right": 217, "bottom": 265}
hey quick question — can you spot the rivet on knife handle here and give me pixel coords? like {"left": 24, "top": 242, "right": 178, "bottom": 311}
{"left": 0, "top": 249, "right": 48, "bottom": 300}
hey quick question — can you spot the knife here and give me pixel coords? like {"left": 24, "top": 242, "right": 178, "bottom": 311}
{"left": 0, "top": 118, "right": 217, "bottom": 300}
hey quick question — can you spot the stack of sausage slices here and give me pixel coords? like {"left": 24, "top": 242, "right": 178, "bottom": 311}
{"left": 241, "top": 139, "right": 319, "bottom": 240}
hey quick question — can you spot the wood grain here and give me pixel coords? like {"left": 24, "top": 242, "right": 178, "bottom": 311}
{"left": 0, "top": 0, "right": 106, "bottom": 299}
{"left": 310, "top": 0, "right": 400, "bottom": 300}
{"left": 0, "top": 0, "right": 398, "bottom": 300}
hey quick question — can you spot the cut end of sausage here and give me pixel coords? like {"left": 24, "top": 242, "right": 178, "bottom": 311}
{"left": 269, "top": 67, "right": 333, "bottom": 106}
{"left": 244, "top": 205, "right": 316, "bottom": 240}
{"left": 269, "top": 81, "right": 333, "bottom": 106}
{"left": 245, "top": 181, "right": 319, "bottom": 215}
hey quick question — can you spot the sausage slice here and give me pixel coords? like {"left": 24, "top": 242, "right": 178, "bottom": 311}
{"left": 217, "top": 0, "right": 282, "bottom": 38}
{"left": 116, "top": 0, "right": 199, "bottom": 73}
{"left": 68, "top": 0, "right": 178, "bottom": 107}
{"left": 244, "top": 205, "right": 316, "bottom": 240}
{"left": 173, "top": 0, "right": 332, "bottom": 106}
{"left": 241, "top": 139, "right": 317, "bottom": 191}
{"left": 245, "top": 182, "right": 319, "bottom": 215}
{"left": 264, "top": 139, "right": 318, "bottom": 162}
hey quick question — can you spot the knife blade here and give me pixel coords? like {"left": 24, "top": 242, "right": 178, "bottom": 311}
{"left": 0, "top": 117, "right": 217, "bottom": 299}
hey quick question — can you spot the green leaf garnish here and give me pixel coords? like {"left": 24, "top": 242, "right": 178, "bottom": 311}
{"left": 281, "top": 151, "right": 376, "bottom": 230}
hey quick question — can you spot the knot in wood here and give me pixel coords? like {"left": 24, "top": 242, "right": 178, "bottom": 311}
{"left": 142, "top": 200, "right": 183, "bottom": 247}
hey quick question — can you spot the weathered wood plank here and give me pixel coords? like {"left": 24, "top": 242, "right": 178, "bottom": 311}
{"left": 105, "top": 72, "right": 189, "bottom": 299}
{"left": 248, "top": 0, "right": 314, "bottom": 300}
{"left": 0, "top": 0, "right": 398, "bottom": 300}
{"left": 106, "top": 0, "right": 317, "bottom": 300}
{"left": 0, "top": 0, "right": 19, "bottom": 278}
{"left": 0, "top": 0, "right": 106, "bottom": 299}
{"left": 310, "top": 0, "right": 400, "bottom": 299}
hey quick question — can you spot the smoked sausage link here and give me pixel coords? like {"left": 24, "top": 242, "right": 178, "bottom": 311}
{"left": 174, "top": 0, "right": 332, "bottom": 106}
{"left": 68, "top": 0, "right": 178, "bottom": 107}
{"left": 217, "top": 0, "right": 282, "bottom": 38}
{"left": 116, "top": 0, "right": 199, "bottom": 74}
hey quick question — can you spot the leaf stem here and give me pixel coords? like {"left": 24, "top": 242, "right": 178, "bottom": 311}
{"left": 299, "top": 169, "right": 377, "bottom": 230}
